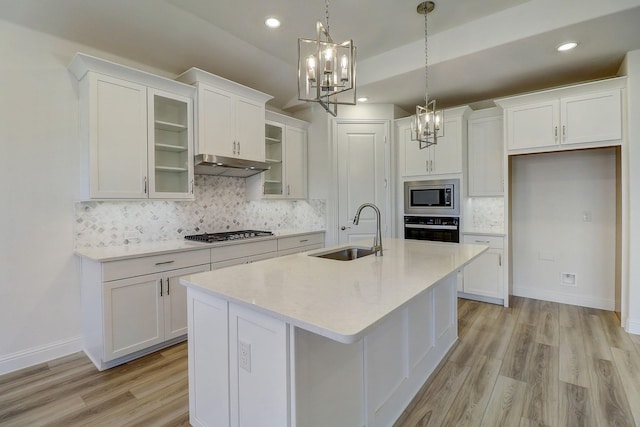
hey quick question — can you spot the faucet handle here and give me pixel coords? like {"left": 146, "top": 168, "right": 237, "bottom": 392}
{"left": 340, "top": 226, "right": 351, "bottom": 231}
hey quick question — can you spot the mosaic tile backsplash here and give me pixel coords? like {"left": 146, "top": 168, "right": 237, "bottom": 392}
{"left": 466, "top": 197, "right": 505, "bottom": 233}
{"left": 75, "top": 175, "right": 326, "bottom": 248}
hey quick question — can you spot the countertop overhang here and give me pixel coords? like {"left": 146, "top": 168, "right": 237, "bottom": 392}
{"left": 180, "top": 238, "right": 487, "bottom": 344}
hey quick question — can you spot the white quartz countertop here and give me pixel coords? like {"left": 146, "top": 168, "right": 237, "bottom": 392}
{"left": 74, "top": 229, "right": 324, "bottom": 262}
{"left": 180, "top": 238, "right": 487, "bottom": 344}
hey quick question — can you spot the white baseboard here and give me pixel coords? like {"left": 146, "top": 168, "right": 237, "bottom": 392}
{"left": 512, "top": 287, "right": 615, "bottom": 311}
{"left": 626, "top": 318, "right": 640, "bottom": 335}
{"left": 0, "top": 336, "right": 83, "bottom": 376}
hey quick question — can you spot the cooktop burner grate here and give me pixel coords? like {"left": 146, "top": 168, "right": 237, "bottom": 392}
{"left": 184, "top": 230, "right": 273, "bottom": 243}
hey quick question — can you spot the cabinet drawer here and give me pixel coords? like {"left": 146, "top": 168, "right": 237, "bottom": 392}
{"left": 211, "top": 239, "right": 277, "bottom": 262}
{"left": 277, "top": 233, "right": 324, "bottom": 251}
{"left": 277, "top": 244, "right": 324, "bottom": 257}
{"left": 463, "top": 235, "right": 504, "bottom": 249}
{"left": 103, "top": 249, "right": 210, "bottom": 282}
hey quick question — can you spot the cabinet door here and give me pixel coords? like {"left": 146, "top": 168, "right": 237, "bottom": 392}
{"left": 561, "top": 90, "right": 621, "bottom": 145}
{"left": 468, "top": 115, "right": 504, "bottom": 196}
{"left": 401, "top": 126, "right": 430, "bottom": 176}
{"left": 507, "top": 100, "right": 559, "bottom": 150}
{"left": 235, "top": 97, "right": 266, "bottom": 161}
{"left": 103, "top": 273, "right": 164, "bottom": 361}
{"left": 431, "top": 117, "right": 462, "bottom": 175}
{"left": 198, "top": 85, "right": 235, "bottom": 157}
{"left": 148, "top": 89, "right": 194, "bottom": 199}
{"left": 284, "top": 126, "right": 308, "bottom": 199}
{"left": 89, "top": 73, "right": 148, "bottom": 199}
{"left": 463, "top": 249, "right": 503, "bottom": 299}
{"left": 164, "top": 264, "right": 210, "bottom": 340}
{"left": 264, "top": 121, "right": 284, "bottom": 197}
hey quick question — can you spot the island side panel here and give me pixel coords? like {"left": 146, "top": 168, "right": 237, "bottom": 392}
{"left": 187, "top": 288, "right": 230, "bottom": 427}
{"left": 294, "top": 272, "right": 459, "bottom": 427}
{"left": 295, "top": 329, "right": 365, "bottom": 427}
{"left": 228, "top": 303, "right": 290, "bottom": 427}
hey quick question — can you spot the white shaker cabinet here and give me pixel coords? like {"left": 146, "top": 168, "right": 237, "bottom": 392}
{"left": 176, "top": 68, "right": 273, "bottom": 162}
{"left": 467, "top": 109, "right": 504, "bottom": 196}
{"left": 499, "top": 77, "right": 624, "bottom": 153}
{"left": 247, "top": 111, "right": 310, "bottom": 200}
{"left": 69, "top": 53, "right": 196, "bottom": 200}
{"left": 81, "top": 249, "right": 210, "bottom": 370}
{"left": 399, "top": 106, "right": 471, "bottom": 177}
{"left": 461, "top": 234, "right": 504, "bottom": 304}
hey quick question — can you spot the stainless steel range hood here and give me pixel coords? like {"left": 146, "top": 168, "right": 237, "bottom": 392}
{"left": 193, "top": 154, "right": 270, "bottom": 178}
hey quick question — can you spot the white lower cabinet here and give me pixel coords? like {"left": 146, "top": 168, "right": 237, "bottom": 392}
{"left": 81, "top": 249, "right": 210, "bottom": 370}
{"left": 461, "top": 234, "right": 504, "bottom": 304}
{"left": 277, "top": 233, "right": 325, "bottom": 256}
{"left": 211, "top": 239, "right": 278, "bottom": 269}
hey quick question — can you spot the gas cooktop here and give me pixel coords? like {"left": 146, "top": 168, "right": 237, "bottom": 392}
{"left": 184, "top": 230, "right": 273, "bottom": 243}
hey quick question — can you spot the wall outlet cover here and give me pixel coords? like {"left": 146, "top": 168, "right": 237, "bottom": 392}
{"left": 561, "top": 272, "right": 577, "bottom": 286}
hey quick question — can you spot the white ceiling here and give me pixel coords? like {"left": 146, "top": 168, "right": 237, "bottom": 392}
{"left": 2, "top": 0, "right": 640, "bottom": 113}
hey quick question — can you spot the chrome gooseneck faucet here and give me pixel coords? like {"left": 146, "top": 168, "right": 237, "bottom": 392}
{"left": 353, "top": 203, "right": 383, "bottom": 256}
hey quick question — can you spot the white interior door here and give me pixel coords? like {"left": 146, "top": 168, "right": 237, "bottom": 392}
{"left": 336, "top": 121, "right": 389, "bottom": 245}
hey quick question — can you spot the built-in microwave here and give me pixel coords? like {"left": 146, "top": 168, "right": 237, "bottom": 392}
{"left": 404, "top": 179, "right": 460, "bottom": 216}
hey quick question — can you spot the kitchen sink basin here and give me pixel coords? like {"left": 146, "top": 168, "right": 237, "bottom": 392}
{"left": 311, "top": 246, "right": 376, "bottom": 261}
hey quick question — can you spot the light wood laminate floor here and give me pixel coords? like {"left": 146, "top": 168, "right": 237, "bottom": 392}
{"left": 2, "top": 297, "right": 639, "bottom": 426}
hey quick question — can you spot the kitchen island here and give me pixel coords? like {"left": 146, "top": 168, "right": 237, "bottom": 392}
{"left": 180, "top": 238, "right": 487, "bottom": 427}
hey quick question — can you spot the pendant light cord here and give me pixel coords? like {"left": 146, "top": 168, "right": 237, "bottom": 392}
{"left": 325, "top": 0, "right": 330, "bottom": 33}
{"left": 424, "top": 10, "right": 429, "bottom": 105}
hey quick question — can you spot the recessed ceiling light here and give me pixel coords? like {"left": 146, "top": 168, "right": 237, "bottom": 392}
{"left": 557, "top": 41, "right": 578, "bottom": 52}
{"left": 357, "top": 97, "right": 368, "bottom": 102}
{"left": 265, "top": 17, "right": 281, "bottom": 29}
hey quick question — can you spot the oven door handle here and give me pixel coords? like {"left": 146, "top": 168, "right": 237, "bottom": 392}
{"left": 404, "top": 224, "right": 458, "bottom": 230}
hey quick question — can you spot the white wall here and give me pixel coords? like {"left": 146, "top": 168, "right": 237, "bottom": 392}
{"left": 511, "top": 148, "right": 617, "bottom": 309}
{"left": 0, "top": 20, "right": 190, "bottom": 373}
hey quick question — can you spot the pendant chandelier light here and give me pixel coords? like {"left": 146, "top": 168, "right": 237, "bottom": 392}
{"left": 298, "top": 0, "right": 356, "bottom": 117}
{"left": 411, "top": 1, "right": 443, "bottom": 149}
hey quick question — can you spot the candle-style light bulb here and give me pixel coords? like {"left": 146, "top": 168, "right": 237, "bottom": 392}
{"left": 307, "top": 56, "right": 316, "bottom": 82}
{"left": 340, "top": 54, "right": 348, "bottom": 81}
{"left": 324, "top": 47, "right": 334, "bottom": 73}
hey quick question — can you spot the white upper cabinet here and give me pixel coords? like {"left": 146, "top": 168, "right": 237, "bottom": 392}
{"left": 398, "top": 105, "right": 471, "bottom": 178}
{"left": 69, "top": 53, "right": 195, "bottom": 200}
{"left": 467, "top": 109, "right": 504, "bottom": 196}
{"left": 498, "top": 77, "right": 625, "bottom": 154}
{"left": 247, "top": 111, "right": 309, "bottom": 200}
{"left": 176, "top": 68, "right": 273, "bottom": 162}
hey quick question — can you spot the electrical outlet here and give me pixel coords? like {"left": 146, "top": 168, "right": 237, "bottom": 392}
{"left": 561, "top": 272, "right": 577, "bottom": 286}
{"left": 124, "top": 231, "right": 139, "bottom": 242}
{"left": 239, "top": 341, "right": 251, "bottom": 372}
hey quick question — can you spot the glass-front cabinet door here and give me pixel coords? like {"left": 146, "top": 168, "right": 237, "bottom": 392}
{"left": 264, "top": 121, "right": 284, "bottom": 196}
{"left": 148, "top": 89, "right": 194, "bottom": 199}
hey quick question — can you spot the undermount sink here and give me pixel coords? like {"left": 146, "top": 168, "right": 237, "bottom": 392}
{"left": 311, "top": 246, "right": 376, "bottom": 261}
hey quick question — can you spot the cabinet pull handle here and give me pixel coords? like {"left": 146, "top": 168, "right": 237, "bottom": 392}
{"left": 167, "top": 277, "right": 170, "bottom": 295}
{"left": 475, "top": 240, "right": 491, "bottom": 244}
{"left": 287, "top": 184, "right": 290, "bottom": 196}
{"left": 554, "top": 126, "right": 558, "bottom": 140}
{"left": 237, "top": 141, "right": 240, "bottom": 155}
{"left": 430, "top": 160, "right": 433, "bottom": 172}
{"left": 562, "top": 125, "right": 566, "bottom": 139}
{"left": 144, "top": 176, "right": 148, "bottom": 194}
{"left": 499, "top": 254, "right": 502, "bottom": 266}
{"left": 299, "top": 239, "right": 309, "bottom": 243}
{"left": 155, "top": 260, "right": 175, "bottom": 266}
{"left": 160, "top": 278, "right": 163, "bottom": 296}
{"left": 190, "top": 179, "right": 194, "bottom": 194}
{"left": 233, "top": 141, "right": 237, "bottom": 155}
{"left": 425, "top": 160, "right": 428, "bottom": 172}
